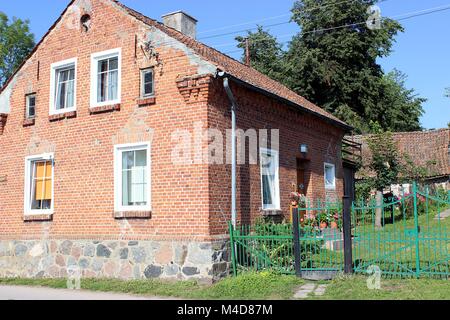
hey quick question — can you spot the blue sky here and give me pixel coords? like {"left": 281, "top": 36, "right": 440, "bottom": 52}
{"left": 1, "top": 0, "right": 449, "bottom": 129}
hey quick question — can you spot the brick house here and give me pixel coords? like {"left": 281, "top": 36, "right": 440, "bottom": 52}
{"left": 0, "top": 0, "right": 350, "bottom": 281}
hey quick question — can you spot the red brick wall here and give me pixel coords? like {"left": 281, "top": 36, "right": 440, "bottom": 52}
{"left": 0, "top": 0, "right": 212, "bottom": 241}
{"left": 0, "top": 0, "right": 345, "bottom": 241}
{"left": 207, "top": 81, "right": 345, "bottom": 236}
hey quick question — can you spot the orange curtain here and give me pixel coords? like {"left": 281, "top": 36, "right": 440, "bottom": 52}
{"left": 35, "top": 161, "right": 52, "bottom": 200}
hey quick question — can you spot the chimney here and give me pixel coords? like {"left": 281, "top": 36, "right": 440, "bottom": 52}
{"left": 162, "top": 11, "right": 197, "bottom": 39}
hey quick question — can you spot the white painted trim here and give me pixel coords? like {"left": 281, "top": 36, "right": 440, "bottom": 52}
{"left": 114, "top": 142, "right": 152, "bottom": 213}
{"left": 90, "top": 48, "right": 122, "bottom": 108}
{"left": 259, "top": 148, "right": 281, "bottom": 211}
{"left": 140, "top": 68, "right": 155, "bottom": 98}
{"left": 324, "top": 162, "right": 336, "bottom": 190}
{"left": 49, "top": 58, "right": 77, "bottom": 116}
{"left": 26, "top": 94, "right": 36, "bottom": 119}
{"left": 24, "top": 153, "right": 55, "bottom": 216}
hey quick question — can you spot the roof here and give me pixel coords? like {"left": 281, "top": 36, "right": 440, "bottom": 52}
{"left": 0, "top": 0, "right": 350, "bottom": 130}
{"left": 349, "top": 129, "right": 450, "bottom": 180}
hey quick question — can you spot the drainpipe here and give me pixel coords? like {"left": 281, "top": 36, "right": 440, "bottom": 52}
{"left": 218, "top": 71, "right": 237, "bottom": 228}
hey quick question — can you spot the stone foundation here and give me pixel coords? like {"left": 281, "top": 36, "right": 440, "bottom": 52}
{"left": 0, "top": 239, "right": 230, "bottom": 282}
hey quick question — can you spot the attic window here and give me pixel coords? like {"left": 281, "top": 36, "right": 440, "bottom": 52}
{"left": 81, "top": 14, "right": 91, "bottom": 32}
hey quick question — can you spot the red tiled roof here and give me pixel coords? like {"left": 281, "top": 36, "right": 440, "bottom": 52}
{"left": 1, "top": 0, "right": 349, "bottom": 130}
{"left": 113, "top": 1, "right": 349, "bottom": 129}
{"left": 350, "top": 129, "right": 450, "bottom": 180}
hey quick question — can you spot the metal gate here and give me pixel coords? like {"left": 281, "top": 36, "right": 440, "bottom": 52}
{"left": 228, "top": 200, "right": 345, "bottom": 276}
{"left": 229, "top": 182, "right": 449, "bottom": 279}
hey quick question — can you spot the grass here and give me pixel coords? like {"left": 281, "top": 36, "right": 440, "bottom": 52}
{"left": 0, "top": 272, "right": 304, "bottom": 300}
{"left": 312, "top": 275, "right": 450, "bottom": 300}
{"left": 1, "top": 273, "right": 449, "bottom": 300}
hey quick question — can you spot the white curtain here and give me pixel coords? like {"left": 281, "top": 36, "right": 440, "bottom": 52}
{"left": 108, "top": 70, "right": 118, "bottom": 101}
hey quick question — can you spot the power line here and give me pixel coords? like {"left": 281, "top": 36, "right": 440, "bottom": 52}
{"left": 198, "top": 0, "right": 392, "bottom": 40}
{"left": 150, "top": 0, "right": 391, "bottom": 50}
{"left": 148, "top": 3, "right": 450, "bottom": 61}
{"left": 197, "top": 0, "right": 372, "bottom": 35}
{"left": 219, "top": 3, "right": 450, "bottom": 53}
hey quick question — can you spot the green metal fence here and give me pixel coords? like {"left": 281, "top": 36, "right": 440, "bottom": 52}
{"left": 228, "top": 200, "right": 345, "bottom": 276}
{"left": 229, "top": 182, "right": 450, "bottom": 279}
{"left": 352, "top": 183, "right": 450, "bottom": 278}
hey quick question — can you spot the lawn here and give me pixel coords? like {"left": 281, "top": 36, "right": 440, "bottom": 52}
{"left": 1, "top": 272, "right": 448, "bottom": 300}
{"left": 313, "top": 275, "right": 450, "bottom": 300}
{"left": 0, "top": 272, "right": 304, "bottom": 300}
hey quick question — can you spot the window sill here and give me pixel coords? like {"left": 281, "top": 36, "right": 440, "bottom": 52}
{"left": 114, "top": 211, "right": 152, "bottom": 219}
{"left": 136, "top": 97, "right": 156, "bottom": 107}
{"left": 49, "top": 111, "right": 77, "bottom": 122}
{"left": 23, "top": 214, "right": 53, "bottom": 222}
{"left": 260, "top": 209, "right": 283, "bottom": 216}
{"left": 90, "top": 104, "right": 121, "bottom": 114}
{"left": 23, "top": 118, "right": 35, "bottom": 127}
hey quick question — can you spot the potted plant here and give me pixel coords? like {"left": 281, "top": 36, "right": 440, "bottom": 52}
{"left": 318, "top": 214, "right": 328, "bottom": 229}
{"left": 330, "top": 211, "right": 340, "bottom": 229}
{"left": 290, "top": 192, "right": 301, "bottom": 207}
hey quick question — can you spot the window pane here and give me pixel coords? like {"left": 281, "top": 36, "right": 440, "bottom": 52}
{"left": 56, "top": 82, "right": 65, "bottom": 109}
{"left": 27, "top": 96, "right": 36, "bottom": 118}
{"left": 135, "top": 150, "right": 147, "bottom": 167}
{"left": 122, "top": 170, "right": 130, "bottom": 206}
{"left": 97, "top": 73, "right": 107, "bottom": 103}
{"left": 29, "top": 96, "right": 36, "bottom": 107}
{"left": 109, "top": 57, "right": 118, "bottom": 71}
{"left": 55, "top": 67, "right": 75, "bottom": 110}
{"left": 99, "top": 60, "right": 108, "bottom": 73}
{"left": 260, "top": 151, "right": 279, "bottom": 209}
{"left": 31, "top": 160, "right": 52, "bottom": 211}
{"left": 122, "top": 151, "right": 134, "bottom": 170}
{"left": 28, "top": 106, "right": 35, "bottom": 118}
{"left": 262, "top": 175, "right": 274, "bottom": 205}
{"left": 325, "top": 166, "right": 334, "bottom": 186}
{"left": 121, "top": 149, "right": 148, "bottom": 207}
{"left": 108, "top": 70, "right": 118, "bottom": 101}
{"left": 144, "top": 71, "right": 152, "bottom": 83}
{"left": 66, "top": 80, "right": 74, "bottom": 108}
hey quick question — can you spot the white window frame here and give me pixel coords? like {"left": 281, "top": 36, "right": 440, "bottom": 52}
{"left": 324, "top": 163, "right": 336, "bottom": 190}
{"left": 26, "top": 94, "right": 36, "bottom": 119}
{"left": 140, "top": 68, "right": 154, "bottom": 98}
{"left": 259, "top": 148, "right": 281, "bottom": 211}
{"left": 23, "top": 153, "right": 55, "bottom": 216}
{"left": 90, "top": 48, "right": 122, "bottom": 108}
{"left": 114, "top": 142, "right": 151, "bottom": 213}
{"left": 49, "top": 58, "right": 77, "bottom": 115}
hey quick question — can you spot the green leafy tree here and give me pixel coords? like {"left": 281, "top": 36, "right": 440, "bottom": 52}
{"left": 236, "top": 1, "right": 426, "bottom": 133}
{"left": 286, "top": 0, "right": 403, "bottom": 133}
{"left": 366, "top": 122, "right": 401, "bottom": 228}
{"left": 0, "top": 12, "right": 35, "bottom": 87}
{"left": 378, "top": 70, "right": 425, "bottom": 132}
{"left": 236, "top": 26, "right": 286, "bottom": 82}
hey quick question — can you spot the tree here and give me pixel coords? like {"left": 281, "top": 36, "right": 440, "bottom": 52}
{"left": 286, "top": 0, "right": 404, "bottom": 133}
{"left": 236, "top": 1, "right": 426, "bottom": 133}
{"left": 366, "top": 123, "right": 401, "bottom": 228}
{"left": 0, "top": 12, "right": 35, "bottom": 87}
{"left": 236, "top": 26, "right": 286, "bottom": 83}
{"left": 445, "top": 88, "right": 449, "bottom": 98}
{"left": 378, "top": 70, "right": 425, "bottom": 132}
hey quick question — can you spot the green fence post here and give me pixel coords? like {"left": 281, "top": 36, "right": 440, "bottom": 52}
{"left": 413, "top": 182, "right": 421, "bottom": 278}
{"left": 228, "top": 221, "right": 238, "bottom": 277}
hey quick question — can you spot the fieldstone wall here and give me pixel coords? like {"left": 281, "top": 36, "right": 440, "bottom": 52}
{"left": 0, "top": 239, "right": 230, "bottom": 282}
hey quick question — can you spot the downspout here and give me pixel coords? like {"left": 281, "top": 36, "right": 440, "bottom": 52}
{"left": 218, "top": 71, "right": 237, "bottom": 228}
